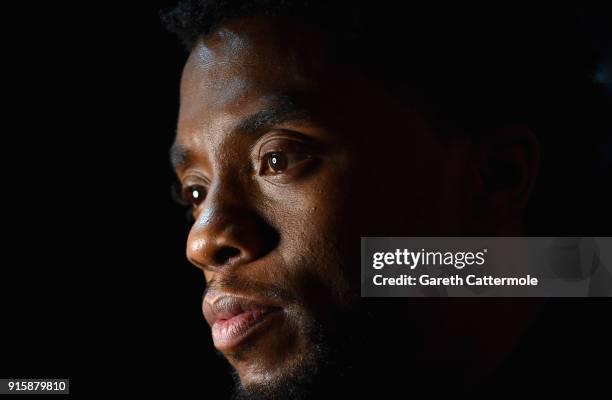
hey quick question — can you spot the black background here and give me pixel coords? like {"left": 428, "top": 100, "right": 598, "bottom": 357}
{"left": 3, "top": 1, "right": 231, "bottom": 397}
{"left": 1, "top": 2, "right": 610, "bottom": 398}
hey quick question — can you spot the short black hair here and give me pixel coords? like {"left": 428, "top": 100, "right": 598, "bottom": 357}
{"left": 162, "top": 1, "right": 612, "bottom": 234}
{"left": 161, "top": 0, "right": 347, "bottom": 51}
{"left": 162, "top": 2, "right": 608, "bottom": 130}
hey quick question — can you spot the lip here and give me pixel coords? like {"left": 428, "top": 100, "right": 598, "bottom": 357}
{"left": 203, "top": 292, "right": 283, "bottom": 351}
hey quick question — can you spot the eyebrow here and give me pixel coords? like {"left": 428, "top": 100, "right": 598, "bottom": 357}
{"left": 235, "top": 94, "right": 311, "bottom": 133}
{"left": 170, "top": 94, "right": 313, "bottom": 171}
{"left": 169, "top": 141, "right": 191, "bottom": 172}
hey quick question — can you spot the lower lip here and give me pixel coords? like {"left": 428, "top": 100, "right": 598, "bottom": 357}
{"left": 211, "top": 308, "right": 281, "bottom": 351}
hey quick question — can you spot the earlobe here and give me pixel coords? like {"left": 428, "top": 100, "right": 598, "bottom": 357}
{"left": 475, "top": 124, "right": 540, "bottom": 221}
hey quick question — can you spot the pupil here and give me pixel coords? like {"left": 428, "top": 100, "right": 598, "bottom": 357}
{"left": 268, "top": 153, "right": 286, "bottom": 172}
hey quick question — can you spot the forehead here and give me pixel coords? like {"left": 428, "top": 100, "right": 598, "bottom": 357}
{"left": 179, "top": 17, "right": 337, "bottom": 121}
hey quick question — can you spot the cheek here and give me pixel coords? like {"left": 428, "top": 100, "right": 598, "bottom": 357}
{"left": 258, "top": 165, "right": 358, "bottom": 308}
{"left": 356, "top": 140, "right": 476, "bottom": 236}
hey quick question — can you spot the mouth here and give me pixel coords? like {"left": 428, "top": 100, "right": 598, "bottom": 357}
{"left": 203, "top": 292, "right": 283, "bottom": 352}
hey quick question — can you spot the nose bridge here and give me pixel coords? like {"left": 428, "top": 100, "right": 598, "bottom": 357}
{"left": 187, "top": 172, "right": 276, "bottom": 271}
{"left": 199, "top": 171, "right": 243, "bottom": 225}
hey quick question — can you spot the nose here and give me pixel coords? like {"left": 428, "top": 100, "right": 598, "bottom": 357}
{"left": 186, "top": 184, "right": 277, "bottom": 271}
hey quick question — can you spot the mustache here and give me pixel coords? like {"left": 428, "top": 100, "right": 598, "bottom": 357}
{"left": 203, "top": 274, "right": 296, "bottom": 304}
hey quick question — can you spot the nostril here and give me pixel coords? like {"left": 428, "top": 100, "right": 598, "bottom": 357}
{"left": 213, "top": 246, "right": 241, "bottom": 265}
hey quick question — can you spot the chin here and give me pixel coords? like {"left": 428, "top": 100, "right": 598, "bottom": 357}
{"left": 230, "top": 346, "right": 327, "bottom": 400}
{"left": 230, "top": 315, "right": 317, "bottom": 381}
{"left": 236, "top": 350, "right": 311, "bottom": 388}
{"left": 227, "top": 310, "right": 331, "bottom": 398}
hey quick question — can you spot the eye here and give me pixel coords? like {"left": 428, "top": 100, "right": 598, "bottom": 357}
{"left": 266, "top": 152, "right": 288, "bottom": 173}
{"left": 181, "top": 185, "right": 207, "bottom": 207}
{"left": 171, "top": 182, "right": 206, "bottom": 223}
{"left": 261, "top": 151, "right": 311, "bottom": 176}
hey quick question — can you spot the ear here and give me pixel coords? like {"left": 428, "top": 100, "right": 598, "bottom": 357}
{"left": 473, "top": 125, "right": 540, "bottom": 224}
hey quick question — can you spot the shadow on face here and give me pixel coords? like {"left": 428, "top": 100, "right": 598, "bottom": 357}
{"left": 171, "top": 15, "right": 539, "bottom": 392}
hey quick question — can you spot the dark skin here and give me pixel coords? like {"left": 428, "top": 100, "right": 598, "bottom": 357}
{"left": 172, "top": 15, "right": 540, "bottom": 392}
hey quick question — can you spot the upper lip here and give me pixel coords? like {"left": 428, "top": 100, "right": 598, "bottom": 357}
{"left": 203, "top": 290, "right": 282, "bottom": 326}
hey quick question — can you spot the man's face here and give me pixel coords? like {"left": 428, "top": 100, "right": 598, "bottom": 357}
{"left": 172, "top": 16, "right": 476, "bottom": 393}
